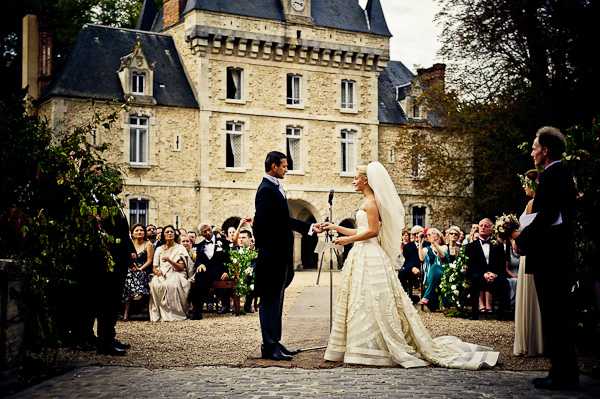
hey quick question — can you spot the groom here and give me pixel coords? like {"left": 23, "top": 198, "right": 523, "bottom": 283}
{"left": 253, "top": 151, "right": 321, "bottom": 360}
{"left": 512, "top": 127, "right": 578, "bottom": 390}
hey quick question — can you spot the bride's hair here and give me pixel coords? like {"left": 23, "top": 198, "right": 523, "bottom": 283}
{"left": 356, "top": 165, "right": 368, "bottom": 177}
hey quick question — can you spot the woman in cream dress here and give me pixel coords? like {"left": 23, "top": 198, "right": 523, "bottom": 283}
{"left": 513, "top": 170, "right": 544, "bottom": 356}
{"left": 149, "top": 225, "right": 191, "bottom": 322}
{"left": 322, "top": 162, "right": 499, "bottom": 369}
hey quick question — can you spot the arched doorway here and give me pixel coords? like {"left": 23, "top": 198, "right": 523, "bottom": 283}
{"left": 287, "top": 199, "right": 319, "bottom": 269}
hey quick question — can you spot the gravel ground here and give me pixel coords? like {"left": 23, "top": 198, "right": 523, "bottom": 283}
{"left": 55, "top": 271, "right": 550, "bottom": 371}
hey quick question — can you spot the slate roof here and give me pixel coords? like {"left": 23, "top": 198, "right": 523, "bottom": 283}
{"left": 175, "top": 0, "right": 391, "bottom": 36}
{"left": 378, "top": 61, "right": 416, "bottom": 125}
{"left": 42, "top": 24, "right": 198, "bottom": 108}
{"left": 136, "top": 0, "right": 158, "bottom": 31}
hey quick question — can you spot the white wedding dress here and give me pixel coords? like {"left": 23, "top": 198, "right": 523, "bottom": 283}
{"left": 324, "top": 209, "right": 500, "bottom": 369}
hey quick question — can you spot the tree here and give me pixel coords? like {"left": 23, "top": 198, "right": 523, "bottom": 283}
{"left": 436, "top": 0, "right": 599, "bottom": 129}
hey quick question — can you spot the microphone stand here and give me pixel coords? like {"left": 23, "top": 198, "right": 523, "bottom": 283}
{"left": 315, "top": 193, "right": 336, "bottom": 333}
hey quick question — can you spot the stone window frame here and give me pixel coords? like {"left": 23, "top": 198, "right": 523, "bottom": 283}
{"left": 224, "top": 66, "right": 247, "bottom": 104}
{"left": 131, "top": 70, "right": 146, "bottom": 95}
{"left": 408, "top": 203, "right": 430, "bottom": 228}
{"left": 339, "top": 78, "right": 358, "bottom": 114}
{"left": 285, "top": 73, "right": 304, "bottom": 109}
{"left": 337, "top": 124, "right": 361, "bottom": 177}
{"left": 221, "top": 116, "right": 250, "bottom": 172}
{"left": 285, "top": 125, "right": 304, "bottom": 174}
{"left": 124, "top": 193, "right": 159, "bottom": 226}
{"left": 124, "top": 109, "right": 155, "bottom": 169}
{"left": 128, "top": 115, "right": 150, "bottom": 167}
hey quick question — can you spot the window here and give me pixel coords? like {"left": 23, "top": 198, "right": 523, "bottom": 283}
{"left": 287, "top": 74, "right": 301, "bottom": 105}
{"left": 129, "top": 198, "right": 149, "bottom": 225}
{"left": 388, "top": 148, "right": 396, "bottom": 163}
{"left": 226, "top": 121, "right": 243, "bottom": 168}
{"left": 341, "top": 79, "right": 355, "bottom": 109}
{"left": 412, "top": 206, "right": 426, "bottom": 227}
{"left": 413, "top": 102, "right": 421, "bottom": 118}
{"left": 286, "top": 126, "right": 302, "bottom": 171}
{"left": 174, "top": 134, "right": 181, "bottom": 151}
{"left": 129, "top": 116, "right": 148, "bottom": 164}
{"left": 411, "top": 153, "right": 425, "bottom": 179}
{"left": 226, "top": 67, "right": 243, "bottom": 100}
{"left": 132, "top": 71, "right": 145, "bottom": 95}
{"left": 340, "top": 129, "right": 357, "bottom": 173}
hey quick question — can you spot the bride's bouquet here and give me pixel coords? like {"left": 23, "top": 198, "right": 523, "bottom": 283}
{"left": 494, "top": 214, "right": 520, "bottom": 240}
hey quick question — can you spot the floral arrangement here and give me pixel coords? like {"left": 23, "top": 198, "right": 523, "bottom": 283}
{"left": 438, "top": 247, "right": 470, "bottom": 312}
{"left": 226, "top": 246, "right": 258, "bottom": 297}
{"left": 494, "top": 213, "right": 520, "bottom": 240}
{"left": 518, "top": 173, "right": 538, "bottom": 192}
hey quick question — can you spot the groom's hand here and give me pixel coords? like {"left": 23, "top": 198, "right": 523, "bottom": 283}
{"left": 312, "top": 224, "right": 323, "bottom": 234}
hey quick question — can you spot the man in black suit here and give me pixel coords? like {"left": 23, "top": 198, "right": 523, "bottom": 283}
{"left": 464, "top": 218, "right": 509, "bottom": 320}
{"left": 253, "top": 151, "right": 321, "bottom": 360}
{"left": 398, "top": 225, "right": 424, "bottom": 302}
{"left": 190, "top": 223, "right": 231, "bottom": 319}
{"left": 513, "top": 127, "right": 578, "bottom": 390}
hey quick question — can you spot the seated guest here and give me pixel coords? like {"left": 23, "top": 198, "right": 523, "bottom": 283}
{"left": 149, "top": 226, "right": 191, "bottom": 322}
{"left": 190, "top": 223, "right": 232, "bottom": 319}
{"left": 418, "top": 227, "right": 448, "bottom": 311}
{"left": 398, "top": 225, "right": 423, "bottom": 302}
{"left": 226, "top": 226, "right": 237, "bottom": 245}
{"left": 123, "top": 223, "right": 154, "bottom": 321}
{"left": 180, "top": 235, "right": 197, "bottom": 278}
{"left": 446, "top": 225, "right": 462, "bottom": 263}
{"left": 146, "top": 224, "right": 157, "bottom": 246}
{"left": 188, "top": 230, "right": 198, "bottom": 245}
{"left": 464, "top": 218, "right": 510, "bottom": 320}
{"left": 505, "top": 240, "right": 519, "bottom": 307}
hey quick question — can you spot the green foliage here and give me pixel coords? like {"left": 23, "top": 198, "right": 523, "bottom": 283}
{"left": 438, "top": 247, "right": 470, "bottom": 313}
{"left": 226, "top": 247, "right": 258, "bottom": 297}
{"left": 0, "top": 97, "right": 125, "bottom": 348}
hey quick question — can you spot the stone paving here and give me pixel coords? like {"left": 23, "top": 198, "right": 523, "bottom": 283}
{"left": 9, "top": 365, "right": 600, "bottom": 398}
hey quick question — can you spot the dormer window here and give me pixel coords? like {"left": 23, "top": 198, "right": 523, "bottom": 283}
{"left": 132, "top": 71, "right": 146, "bottom": 95}
{"left": 413, "top": 103, "right": 421, "bottom": 119}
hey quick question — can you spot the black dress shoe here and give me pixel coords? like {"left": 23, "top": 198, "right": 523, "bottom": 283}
{"left": 190, "top": 312, "right": 203, "bottom": 320}
{"left": 217, "top": 307, "right": 231, "bottom": 315}
{"left": 261, "top": 345, "right": 292, "bottom": 361}
{"left": 278, "top": 343, "right": 300, "bottom": 356}
{"left": 113, "top": 339, "right": 131, "bottom": 350}
{"left": 97, "top": 345, "right": 127, "bottom": 356}
{"left": 533, "top": 376, "right": 579, "bottom": 390}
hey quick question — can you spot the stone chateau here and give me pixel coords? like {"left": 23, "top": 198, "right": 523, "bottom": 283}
{"left": 23, "top": 0, "right": 472, "bottom": 268}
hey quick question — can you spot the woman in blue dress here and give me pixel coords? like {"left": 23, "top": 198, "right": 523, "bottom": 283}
{"left": 418, "top": 228, "right": 448, "bottom": 311}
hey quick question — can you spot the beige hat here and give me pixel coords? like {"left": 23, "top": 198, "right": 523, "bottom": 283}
{"left": 410, "top": 225, "right": 424, "bottom": 234}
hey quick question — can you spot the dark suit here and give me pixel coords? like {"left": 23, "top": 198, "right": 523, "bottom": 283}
{"left": 190, "top": 235, "right": 231, "bottom": 315}
{"left": 464, "top": 239, "right": 509, "bottom": 318}
{"left": 253, "top": 177, "right": 311, "bottom": 349}
{"left": 516, "top": 161, "right": 578, "bottom": 381}
{"left": 398, "top": 241, "right": 421, "bottom": 299}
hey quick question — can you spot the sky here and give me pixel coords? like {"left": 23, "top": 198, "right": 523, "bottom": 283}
{"left": 359, "top": 0, "right": 443, "bottom": 73}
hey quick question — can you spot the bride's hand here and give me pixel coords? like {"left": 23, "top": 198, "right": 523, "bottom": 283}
{"left": 334, "top": 236, "right": 352, "bottom": 246}
{"left": 321, "top": 222, "right": 337, "bottom": 231}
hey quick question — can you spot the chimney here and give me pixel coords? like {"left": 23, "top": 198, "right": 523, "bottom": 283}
{"left": 22, "top": 15, "right": 40, "bottom": 99}
{"left": 163, "top": 0, "right": 186, "bottom": 29}
{"left": 416, "top": 63, "right": 446, "bottom": 90}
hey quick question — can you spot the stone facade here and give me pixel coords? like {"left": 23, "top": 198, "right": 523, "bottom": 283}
{"left": 35, "top": 1, "right": 473, "bottom": 268}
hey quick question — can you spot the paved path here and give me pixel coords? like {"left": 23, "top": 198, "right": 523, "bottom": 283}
{"left": 10, "top": 366, "right": 600, "bottom": 398}
{"left": 8, "top": 271, "right": 600, "bottom": 398}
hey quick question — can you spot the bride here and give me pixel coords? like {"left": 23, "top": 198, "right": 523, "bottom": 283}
{"left": 322, "top": 162, "right": 499, "bottom": 369}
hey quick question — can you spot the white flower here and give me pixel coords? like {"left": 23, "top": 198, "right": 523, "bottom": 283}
{"left": 249, "top": 284, "right": 254, "bottom": 291}
{"left": 453, "top": 290, "right": 459, "bottom": 296}
{"left": 245, "top": 268, "right": 253, "bottom": 276}
{"left": 238, "top": 248, "right": 244, "bottom": 254}
{"left": 451, "top": 284, "right": 457, "bottom": 290}
{"left": 232, "top": 258, "right": 238, "bottom": 264}
{"left": 115, "top": 238, "right": 121, "bottom": 244}
{"left": 450, "top": 262, "right": 456, "bottom": 269}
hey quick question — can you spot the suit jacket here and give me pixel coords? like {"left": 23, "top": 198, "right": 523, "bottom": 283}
{"left": 253, "top": 177, "right": 311, "bottom": 295}
{"left": 194, "top": 235, "right": 231, "bottom": 282}
{"left": 464, "top": 239, "right": 506, "bottom": 283}
{"left": 400, "top": 241, "right": 421, "bottom": 273}
{"left": 516, "top": 161, "right": 576, "bottom": 273}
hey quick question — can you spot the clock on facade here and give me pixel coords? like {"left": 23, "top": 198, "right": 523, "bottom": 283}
{"left": 291, "top": 0, "right": 305, "bottom": 12}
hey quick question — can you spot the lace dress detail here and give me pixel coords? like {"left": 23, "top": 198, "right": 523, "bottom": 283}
{"left": 324, "top": 210, "right": 499, "bottom": 369}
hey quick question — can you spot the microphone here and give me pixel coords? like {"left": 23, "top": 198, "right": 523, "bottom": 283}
{"left": 328, "top": 189, "right": 334, "bottom": 206}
